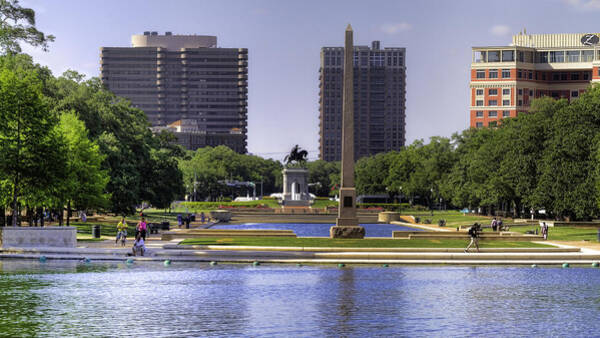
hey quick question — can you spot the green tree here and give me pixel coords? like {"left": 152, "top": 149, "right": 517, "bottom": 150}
{"left": 56, "top": 111, "right": 109, "bottom": 225}
{"left": 0, "top": 0, "right": 54, "bottom": 54}
{"left": 0, "top": 67, "right": 59, "bottom": 225}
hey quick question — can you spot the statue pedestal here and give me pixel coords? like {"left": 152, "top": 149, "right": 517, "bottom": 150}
{"left": 282, "top": 168, "right": 310, "bottom": 206}
{"left": 330, "top": 225, "right": 365, "bottom": 239}
{"left": 331, "top": 187, "right": 363, "bottom": 238}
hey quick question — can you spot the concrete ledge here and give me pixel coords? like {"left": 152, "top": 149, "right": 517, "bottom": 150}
{"left": 164, "top": 244, "right": 580, "bottom": 253}
{"left": 161, "top": 229, "right": 297, "bottom": 241}
{"left": 0, "top": 227, "right": 76, "bottom": 248}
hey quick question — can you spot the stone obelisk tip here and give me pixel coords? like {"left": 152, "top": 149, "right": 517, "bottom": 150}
{"left": 346, "top": 24, "right": 353, "bottom": 31}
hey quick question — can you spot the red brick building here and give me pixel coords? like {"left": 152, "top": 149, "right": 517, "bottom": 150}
{"left": 470, "top": 32, "right": 600, "bottom": 128}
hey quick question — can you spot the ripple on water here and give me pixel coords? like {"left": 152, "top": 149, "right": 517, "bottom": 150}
{"left": 1, "top": 262, "right": 599, "bottom": 336}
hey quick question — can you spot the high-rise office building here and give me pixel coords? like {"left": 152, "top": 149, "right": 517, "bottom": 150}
{"left": 100, "top": 31, "right": 248, "bottom": 152}
{"left": 470, "top": 32, "right": 600, "bottom": 128}
{"left": 319, "top": 41, "right": 406, "bottom": 161}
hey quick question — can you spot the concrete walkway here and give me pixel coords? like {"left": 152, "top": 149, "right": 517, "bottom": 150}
{"left": 2, "top": 237, "right": 600, "bottom": 265}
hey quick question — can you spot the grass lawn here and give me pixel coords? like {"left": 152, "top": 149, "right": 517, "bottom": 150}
{"left": 180, "top": 236, "right": 549, "bottom": 248}
{"left": 496, "top": 225, "right": 600, "bottom": 241}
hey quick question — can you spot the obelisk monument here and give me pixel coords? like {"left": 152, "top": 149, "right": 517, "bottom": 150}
{"left": 330, "top": 24, "right": 365, "bottom": 239}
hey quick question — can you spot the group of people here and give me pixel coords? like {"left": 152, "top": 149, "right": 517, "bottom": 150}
{"left": 177, "top": 212, "right": 205, "bottom": 228}
{"left": 490, "top": 217, "right": 507, "bottom": 231}
{"left": 115, "top": 216, "right": 147, "bottom": 256}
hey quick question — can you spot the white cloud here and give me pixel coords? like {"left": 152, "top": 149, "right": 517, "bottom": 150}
{"left": 380, "top": 22, "right": 412, "bottom": 35}
{"left": 490, "top": 25, "right": 511, "bottom": 37}
{"left": 563, "top": 0, "right": 600, "bottom": 9}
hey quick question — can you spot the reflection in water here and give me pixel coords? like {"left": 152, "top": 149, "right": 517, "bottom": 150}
{"left": 1, "top": 261, "right": 600, "bottom": 336}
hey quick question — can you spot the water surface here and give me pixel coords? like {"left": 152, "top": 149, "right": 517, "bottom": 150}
{"left": 1, "top": 260, "right": 599, "bottom": 336}
{"left": 213, "top": 223, "right": 419, "bottom": 237}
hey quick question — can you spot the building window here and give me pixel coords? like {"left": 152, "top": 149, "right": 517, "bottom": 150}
{"left": 502, "top": 69, "right": 511, "bottom": 78}
{"left": 476, "top": 111, "right": 484, "bottom": 118}
{"left": 582, "top": 50, "right": 594, "bottom": 62}
{"left": 502, "top": 50, "right": 514, "bottom": 62}
{"left": 584, "top": 72, "right": 590, "bottom": 80}
{"left": 476, "top": 122, "right": 483, "bottom": 128}
{"left": 488, "top": 100, "right": 497, "bottom": 106}
{"left": 488, "top": 89, "right": 498, "bottom": 95}
{"left": 476, "top": 100, "right": 484, "bottom": 106}
{"left": 503, "top": 100, "right": 510, "bottom": 106}
{"left": 518, "top": 89, "right": 523, "bottom": 95}
{"left": 503, "top": 110, "right": 510, "bottom": 118}
{"left": 476, "top": 70, "right": 485, "bottom": 79}
{"left": 502, "top": 88, "right": 510, "bottom": 95}
{"left": 529, "top": 90, "right": 533, "bottom": 96}
{"left": 476, "top": 89, "right": 484, "bottom": 96}
{"left": 489, "top": 69, "right": 498, "bottom": 78}
{"left": 552, "top": 73, "right": 560, "bottom": 81}
{"left": 528, "top": 71, "right": 533, "bottom": 79}
{"left": 537, "top": 52, "right": 548, "bottom": 63}
{"left": 571, "top": 72, "right": 579, "bottom": 80}
{"left": 567, "top": 51, "right": 580, "bottom": 62}
{"left": 518, "top": 99, "right": 523, "bottom": 106}
{"left": 517, "top": 70, "right": 522, "bottom": 78}
{"left": 560, "top": 73, "right": 567, "bottom": 81}
{"left": 488, "top": 111, "right": 497, "bottom": 117}
{"left": 550, "top": 51, "right": 565, "bottom": 63}
{"left": 542, "top": 73, "right": 546, "bottom": 81}
{"left": 571, "top": 91, "right": 579, "bottom": 98}
{"left": 488, "top": 51, "right": 500, "bottom": 62}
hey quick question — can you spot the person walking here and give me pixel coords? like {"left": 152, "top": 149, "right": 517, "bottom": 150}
{"left": 185, "top": 214, "right": 191, "bottom": 229}
{"left": 177, "top": 214, "right": 182, "bottom": 228}
{"left": 491, "top": 217, "right": 497, "bottom": 231}
{"left": 116, "top": 217, "right": 128, "bottom": 246}
{"left": 542, "top": 222, "right": 548, "bottom": 240}
{"left": 137, "top": 217, "right": 147, "bottom": 241}
{"left": 465, "top": 223, "right": 480, "bottom": 253}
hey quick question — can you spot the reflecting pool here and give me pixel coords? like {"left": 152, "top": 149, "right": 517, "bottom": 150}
{"left": 212, "top": 223, "right": 420, "bottom": 237}
{"left": 1, "top": 260, "right": 599, "bottom": 336}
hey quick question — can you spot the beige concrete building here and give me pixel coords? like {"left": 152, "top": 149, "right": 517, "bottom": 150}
{"left": 101, "top": 31, "right": 248, "bottom": 152}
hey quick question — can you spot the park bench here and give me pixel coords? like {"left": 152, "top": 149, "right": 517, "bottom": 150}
{"left": 148, "top": 222, "right": 170, "bottom": 234}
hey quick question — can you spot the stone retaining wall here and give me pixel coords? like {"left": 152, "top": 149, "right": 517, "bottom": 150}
{"left": 0, "top": 227, "right": 77, "bottom": 248}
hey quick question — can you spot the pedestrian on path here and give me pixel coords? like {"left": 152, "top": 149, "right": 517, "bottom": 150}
{"left": 137, "top": 217, "right": 147, "bottom": 241}
{"left": 177, "top": 214, "right": 182, "bottom": 228}
{"left": 465, "top": 223, "right": 480, "bottom": 253}
{"left": 116, "top": 217, "right": 128, "bottom": 246}
{"left": 541, "top": 222, "right": 548, "bottom": 240}
{"left": 185, "top": 214, "right": 191, "bottom": 229}
{"left": 200, "top": 212, "right": 205, "bottom": 224}
{"left": 491, "top": 217, "right": 497, "bottom": 231}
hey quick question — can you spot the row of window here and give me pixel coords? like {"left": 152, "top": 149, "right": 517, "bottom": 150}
{"left": 476, "top": 69, "right": 512, "bottom": 79}
{"left": 474, "top": 49, "right": 600, "bottom": 63}
{"left": 476, "top": 88, "right": 511, "bottom": 96}
{"left": 476, "top": 69, "right": 593, "bottom": 81}
{"left": 475, "top": 110, "right": 511, "bottom": 118}
{"left": 475, "top": 99, "right": 511, "bottom": 106}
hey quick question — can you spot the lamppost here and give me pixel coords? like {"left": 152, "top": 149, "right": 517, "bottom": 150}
{"left": 398, "top": 186, "right": 402, "bottom": 215}
{"left": 430, "top": 188, "right": 434, "bottom": 216}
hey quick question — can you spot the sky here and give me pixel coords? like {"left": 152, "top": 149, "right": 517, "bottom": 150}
{"left": 19, "top": 0, "right": 600, "bottom": 161}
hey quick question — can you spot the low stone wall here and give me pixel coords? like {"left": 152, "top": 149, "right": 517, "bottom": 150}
{"left": 0, "top": 227, "right": 77, "bottom": 248}
{"left": 161, "top": 229, "right": 297, "bottom": 241}
{"left": 378, "top": 212, "right": 401, "bottom": 223}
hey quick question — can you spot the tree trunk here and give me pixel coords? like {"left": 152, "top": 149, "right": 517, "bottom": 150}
{"left": 26, "top": 206, "right": 33, "bottom": 227}
{"left": 66, "top": 201, "right": 71, "bottom": 227}
{"left": 38, "top": 207, "right": 44, "bottom": 227}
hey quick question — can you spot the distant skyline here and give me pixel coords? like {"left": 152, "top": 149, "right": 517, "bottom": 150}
{"left": 20, "top": 0, "right": 600, "bottom": 160}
